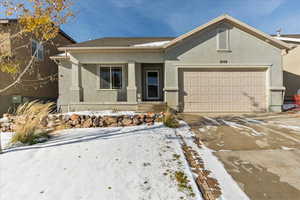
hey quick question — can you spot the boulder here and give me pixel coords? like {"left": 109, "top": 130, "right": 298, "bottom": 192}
{"left": 105, "top": 116, "right": 118, "bottom": 125}
{"left": 71, "top": 119, "right": 80, "bottom": 126}
{"left": 70, "top": 114, "right": 80, "bottom": 121}
{"left": 63, "top": 115, "right": 70, "bottom": 122}
{"left": 92, "top": 116, "right": 100, "bottom": 127}
{"left": 133, "top": 117, "right": 142, "bottom": 125}
{"left": 138, "top": 114, "right": 146, "bottom": 121}
{"left": 145, "top": 117, "right": 154, "bottom": 124}
{"left": 83, "top": 118, "right": 93, "bottom": 128}
{"left": 122, "top": 117, "right": 133, "bottom": 126}
{"left": 99, "top": 118, "right": 106, "bottom": 127}
{"left": 110, "top": 123, "right": 119, "bottom": 127}
{"left": 147, "top": 112, "right": 156, "bottom": 118}
{"left": 2, "top": 113, "right": 10, "bottom": 118}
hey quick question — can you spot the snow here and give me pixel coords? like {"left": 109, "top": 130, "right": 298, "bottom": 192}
{"left": 1, "top": 132, "right": 14, "bottom": 148}
{"left": 0, "top": 124, "right": 202, "bottom": 200}
{"left": 274, "top": 36, "right": 300, "bottom": 43}
{"left": 203, "top": 116, "right": 221, "bottom": 125}
{"left": 221, "top": 120, "right": 264, "bottom": 136}
{"left": 278, "top": 124, "right": 300, "bottom": 132}
{"left": 282, "top": 104, "right": 297, "bottom": 111}
{"left": 281, "top": 146, "right": 294, "bottom": 151}
{"left": 176, "top": 121, "right": 250, "bottom": 200}
{"left": 64, "top": 110, "right": 138, "bottom": 116}
{"left": 133, "top": 41, "right": 170, "bottom": 47}
{"left": 0, "top": 117, "right": 9, "bottom": 123}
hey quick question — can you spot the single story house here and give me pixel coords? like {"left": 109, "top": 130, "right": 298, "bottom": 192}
{"left": 273, "top": 34, "right": 300, "bottom": 103}
{"left": 52, "top": 15, "right": 292, "bottom": 113}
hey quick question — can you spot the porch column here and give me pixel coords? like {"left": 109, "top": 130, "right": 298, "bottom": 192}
{"left": 127, "top": 61, "right": 137, "bottom": 103}
{"left": 70, "top": 57, "right": 82, "bottom": 102}
{"left": 164, "top": 61, "right": 179, "bottom": 110}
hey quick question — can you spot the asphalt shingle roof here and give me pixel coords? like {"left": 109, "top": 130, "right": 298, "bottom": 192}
{"left": 65, "top": 37, "right": 175, "bottom": 47}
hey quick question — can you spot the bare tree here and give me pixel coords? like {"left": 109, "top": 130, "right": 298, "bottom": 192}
{"left": 0, "top": 0, "right": 74, "bottom": 153}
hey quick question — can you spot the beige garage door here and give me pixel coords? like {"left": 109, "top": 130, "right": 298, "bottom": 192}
{"left": 182, "top": 69, "right": 267, "bottom": 112}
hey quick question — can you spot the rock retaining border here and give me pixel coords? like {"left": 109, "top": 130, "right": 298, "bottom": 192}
{"left": 0, "top": 112, "right": 164, "bottom": 132}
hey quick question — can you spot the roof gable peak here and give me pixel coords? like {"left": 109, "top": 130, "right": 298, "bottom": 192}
{"left": 164, "top": 14, "right": 291, "bottom": 50}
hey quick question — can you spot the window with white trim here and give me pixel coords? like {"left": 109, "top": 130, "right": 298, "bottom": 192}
{"left": 31, "top": 40, "right": 44, "bottom": 61}
{"left": 217, "top": 28, "right": 229, "bottom": 50}
{"left": 99, "top": 65, "right": 123, "bottom": 89}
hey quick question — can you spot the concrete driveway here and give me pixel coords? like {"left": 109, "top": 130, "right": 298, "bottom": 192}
{"left": 181, "top": 112, "right": 300, "bottom": 200}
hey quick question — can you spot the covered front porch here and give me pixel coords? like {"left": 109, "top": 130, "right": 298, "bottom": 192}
{"left": 61, "top": 60, "right": 167, "bottom": 112}
{"left": 127, "top": 62, "right": 166, "bottom": 112}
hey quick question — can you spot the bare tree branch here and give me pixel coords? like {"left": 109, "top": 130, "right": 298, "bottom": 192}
{"left": 0, "top": 48, "right": 38, "bottom": 93}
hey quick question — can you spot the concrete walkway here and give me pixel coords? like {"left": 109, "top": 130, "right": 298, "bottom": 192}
{"left": 181, "top": 113, "right": 300, "bottom": 200}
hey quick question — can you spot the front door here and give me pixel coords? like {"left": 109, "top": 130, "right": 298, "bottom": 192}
{"left": 146, "top": 70, "right": 160, "bottom": 100}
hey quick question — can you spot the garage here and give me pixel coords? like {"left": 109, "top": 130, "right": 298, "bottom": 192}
{"left": 181, "top": 68, "right": 267, "bottom": 112}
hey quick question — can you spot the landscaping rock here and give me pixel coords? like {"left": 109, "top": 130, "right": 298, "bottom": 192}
{"left": 92, "top": 116, "right": 100, "bottom": 127}
{"left": 133, "top": 117, "right": 142, "bottom": 125}
{"left": 2, "top": 113, "right": 10, "bottom": 118}
{"left": 83, "top": 118, "right": 93, "bottom": 128}
{"left": 63, "top": 115, "right": 70, "bottom": 122}
{"left": 122, "top": 117, "right": 133, "bottom": 126}
{"left": 70, "top": 114, "right": 80, "bottom": 121}
{"left": 147, "top": 112, "right": 156, "bottom": 118}
{"left": 0, "top": 111, "right": 165, "bottom": 132}
{"left": 105, "top": 116, "right": 118, "bottom": 125}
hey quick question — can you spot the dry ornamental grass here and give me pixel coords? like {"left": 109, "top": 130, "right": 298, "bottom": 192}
{"left": 11, "top": 101, "right": 54, "bottom": 145}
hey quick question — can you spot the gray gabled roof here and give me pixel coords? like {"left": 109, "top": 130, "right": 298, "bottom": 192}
{"left": 65, "top": 37, "right": 175, "bottom": 48}
{"left": 58, "top": 15, "right": 292, "bottom": 51}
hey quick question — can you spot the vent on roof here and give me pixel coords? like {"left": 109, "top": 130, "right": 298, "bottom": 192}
{"left": 276, "top": 28, "right": 282, "bottom": 37}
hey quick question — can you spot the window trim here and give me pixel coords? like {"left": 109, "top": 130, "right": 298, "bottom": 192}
{"left": 216, "top": 27, "right": 230, "bottom": 51}
{"left": 97, "top": 64, "right": 125, "bottom": 90}
{"left": 31, "top": 39, "right": 44, "bottom": 61}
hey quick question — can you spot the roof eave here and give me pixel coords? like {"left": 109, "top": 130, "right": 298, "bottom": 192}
{"left": 58, "top": 46, "right": 164, "bottom": 51}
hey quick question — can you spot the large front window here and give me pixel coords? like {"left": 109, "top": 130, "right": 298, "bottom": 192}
{"left": 99, "top": 66, "right": 123, "bottom": 89}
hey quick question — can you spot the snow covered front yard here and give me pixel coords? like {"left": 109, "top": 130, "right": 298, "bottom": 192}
{"left": 0, "top": 123, "right": 202, "bottom": 200}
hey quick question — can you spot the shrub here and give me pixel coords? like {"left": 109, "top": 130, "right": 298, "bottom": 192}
{"left": 163, "top": 107, "right": 179, "bottom": 128}
{"left": 11, "top": 101, "right": 54, "bottom": 145}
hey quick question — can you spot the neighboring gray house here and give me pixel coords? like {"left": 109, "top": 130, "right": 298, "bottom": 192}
{"left": 52, "top": 15, "right": 291, "bottom": 113}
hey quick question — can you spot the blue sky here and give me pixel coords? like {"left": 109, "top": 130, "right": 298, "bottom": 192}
{"left": 3, "top": 0, "right": 300, "bottom": 42}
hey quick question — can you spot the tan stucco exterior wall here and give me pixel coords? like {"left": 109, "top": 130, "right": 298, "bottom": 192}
{"left": 282, "top": 45, "right": 300, "bottom": 101}
{"left": 0, "top": 21, "right": 74, "bottom": 114}
{"left": 164, "top": 22, "right": 284, "bottom": 112}
{"left": 57, "top": 22, "right": 285, "bottom": 112}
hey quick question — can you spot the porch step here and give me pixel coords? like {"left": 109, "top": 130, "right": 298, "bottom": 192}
{"left": 137, "top": 102, "right": 167, "bottom": 112}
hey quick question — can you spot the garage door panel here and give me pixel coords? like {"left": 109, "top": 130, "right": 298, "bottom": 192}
{"left": 182, "top": 69, "right": 267, "bottom": 112}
